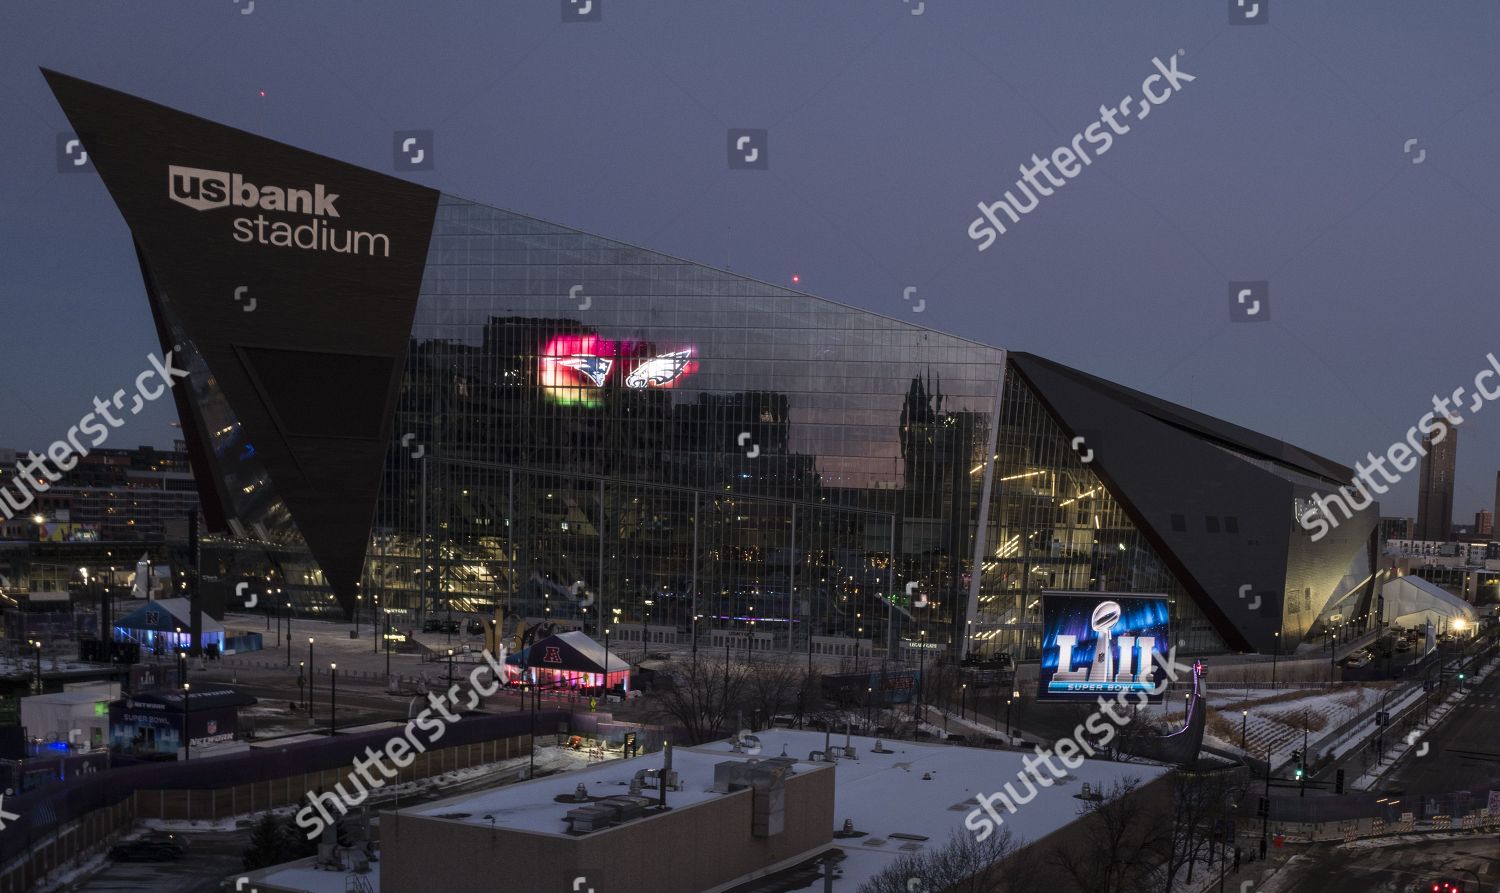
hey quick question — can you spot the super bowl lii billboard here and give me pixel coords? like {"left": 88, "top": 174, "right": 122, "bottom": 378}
{"left": 1037, "top": 591, "right": 1171, "bottom": 702}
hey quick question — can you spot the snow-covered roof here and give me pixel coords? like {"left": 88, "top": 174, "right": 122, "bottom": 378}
{"left": 395, "top": 728, "right": 1168, "bottom": 891}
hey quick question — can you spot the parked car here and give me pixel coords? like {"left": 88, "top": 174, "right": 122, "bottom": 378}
{"left": 109, "top": 835, "right": 186, "bottom": 862}
{"left": 1341, "top": 650, "right": 1373, "bottom": 668}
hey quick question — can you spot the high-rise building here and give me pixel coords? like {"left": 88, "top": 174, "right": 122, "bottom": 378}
{"left": 43, "top": 69, "right": 1381, "bottom": 657}
{"left": 1416, "top": 424, "right": 1458, "bottom": 541}
{"left": 1378, "top": 516, "right": 1413, "bottom": 542}
{"left": 1476, "top": 509, "right": 1493, "bottom": 539}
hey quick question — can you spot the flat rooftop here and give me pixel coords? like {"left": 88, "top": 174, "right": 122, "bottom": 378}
{"left": 393, "top": 729, "right": 1168, "bottom": 890}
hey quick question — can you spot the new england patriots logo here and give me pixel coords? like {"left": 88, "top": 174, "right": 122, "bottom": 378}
{"left": 626, "top": 349, "right": 693, "bottom": 388}
{"left": 557, "top": 354, "right": 614, "bottom": 387}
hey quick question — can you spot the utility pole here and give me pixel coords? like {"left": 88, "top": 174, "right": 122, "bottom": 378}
{"left": 1260, "top": 744, "right": 1271, "bottom": 859}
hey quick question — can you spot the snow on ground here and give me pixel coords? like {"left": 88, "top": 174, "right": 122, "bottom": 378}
{"left": 1200, "top": 684, "right": 1387, "bottom": 763}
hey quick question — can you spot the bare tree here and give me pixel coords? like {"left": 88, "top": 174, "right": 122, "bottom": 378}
{"left": 1047, "top": 777, "right": 1168, "bottom": 893}
{"left": 743, "top": 655, "right": 807, "bottom": 729}
{"left": 858, "top": 827, "right": 1040, "bottom": 893}
{"left": 641, "top": 654, "right": 752, "bottom": 744}
{"left": 1158, "top": 768, "right": 1249, "bottom": 892}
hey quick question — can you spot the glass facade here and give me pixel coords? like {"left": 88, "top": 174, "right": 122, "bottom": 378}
{"left": 974, "top": 372, "right": 1227, "bottom": 657}
{"left": 365, "top": 196, "right": 1006, "bottom": 658}
{"left": 185, "top": 197, "right": 1332, "bottom": 658}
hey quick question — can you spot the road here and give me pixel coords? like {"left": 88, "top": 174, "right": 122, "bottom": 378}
{"left": 1382, "top": 665, "right": 1500, "bottom": 794}
{"left": 1274, "top": 836, "right": 1497, "bottom": 893}
{"left": 57, "top": 829, "right": 250, "bottom": 893}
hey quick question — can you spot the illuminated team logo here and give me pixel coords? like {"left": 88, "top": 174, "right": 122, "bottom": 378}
{"left": 557, "top": 354, "right": 614, "bottom": 387}
{"left": 625, "top": 349, "right": 693, "bottom": 388}
{"left": 542, "top": 646, "right": 563, "bottom": 664}
{"left": 539, "top": 333, "right": 698, "bottom": 406}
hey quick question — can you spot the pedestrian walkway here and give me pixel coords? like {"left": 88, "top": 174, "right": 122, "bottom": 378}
{"left": 1178, "top": 841, "right": 1302, "bottom": 893}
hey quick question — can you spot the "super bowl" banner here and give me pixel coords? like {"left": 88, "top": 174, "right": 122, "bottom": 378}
{"left": 1037, "top": 591, "right": 1170, "bottom": 702}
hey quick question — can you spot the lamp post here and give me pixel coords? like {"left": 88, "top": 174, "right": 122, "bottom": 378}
{"left": 447, "top": 648, "right": 455, "bottom": 687}
{"left": 286, "top": 609, "right": 292, "bottom": 667}
{"left": 916, "top": 630, "right": 927, "bottom": 727}
{"left": 31, "top": 640, "right": 42, "bottom": 695}
{"left": 298, "top": 660, "right": 305, "bottom": 711}
{"left": 960, "top": 682, "right": 967, "bottom": 721}
{"left": 385, "top": 610, "right": 391, "bottom": 679}
{"left": 179, "top": 651, "right": 187, "bottom": 690}
{"left": 1260, "top": 744, "right": 1271, "bottom": 858}
{"left": 1005, "top": 698, "right": 1013, "bottom": 745}
{"left": 1241, "top": 709, "right": 1248, "bottom": 751}
{"left": 354, "top": 595, "right": 362, "bottom": 637}
{"left": 330, "top": 663, "right": 337, "bottom": 734}
{"left": 308, "top": 638, "right": 315, "bottom": 717}
{"left": 182, "top": 682, "right": 190, "bottom": 762}
{"left": 1271, "top": 632, "right": 1280, "bottom": 691}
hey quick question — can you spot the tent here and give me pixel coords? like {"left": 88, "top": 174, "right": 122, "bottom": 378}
{"left": 113, "top": 598, "right": 225, "bottom": 654}
{"left": 512, "top": 630, "right": 630, "bottom": 692}
{"left": 1381, "top": 575, "right": 1477, "bottom": 634}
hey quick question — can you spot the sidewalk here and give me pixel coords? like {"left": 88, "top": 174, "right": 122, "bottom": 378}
{"left": 1177, "top": 845, "right": 1306, "bottom": 893}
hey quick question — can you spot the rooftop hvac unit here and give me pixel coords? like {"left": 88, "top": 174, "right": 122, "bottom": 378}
{"left": 751, "top": 766, "right": 789, "bottom": 838}
{"left": 565, "top": 805, "right": 617, "bottom": 833}
{"left": 597, "top": 795, "right": 650, "bottom": 821}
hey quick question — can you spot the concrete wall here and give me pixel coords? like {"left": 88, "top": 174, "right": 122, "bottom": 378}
{"left": 381, "top": 764, "right": 835, "bottom": 893}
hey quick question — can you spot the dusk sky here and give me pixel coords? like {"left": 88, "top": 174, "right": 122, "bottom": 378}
{"left": 4, "top": 1, "right": 1500, "bottom": 519}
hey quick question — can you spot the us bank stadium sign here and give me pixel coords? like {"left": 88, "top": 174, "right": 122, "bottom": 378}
{"left": 168, "top": 165, "right": 393, "bottom": 258}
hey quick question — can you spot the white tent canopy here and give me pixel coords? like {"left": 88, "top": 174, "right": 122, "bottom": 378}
{"left": 1380, "top": 575, "right": 1476, "bottom": 632}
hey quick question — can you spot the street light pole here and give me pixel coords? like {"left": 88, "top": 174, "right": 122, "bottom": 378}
{"left": 1272, "top": 631, "right": 1280, "bottom": 691}
{"left": 916, "top": 630, "right": 927, "bottom": 728}
{"left": 1241, "top": 709, "right": 1248, "bottom": 751}
{"left": 447, "top": 648, "right": 455, "bottom": 688}
{"left": 308, "top": 638, "right": 315, "bottom": 718}
{"left": 330, "top": 663, "right": 337, "bottom": 733}
{"left": 182, "top": 682, "right": 190, "bottom": 762}
{"left": 1260, "top": 744, "right": 1271, "bottom": 858}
